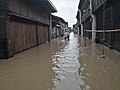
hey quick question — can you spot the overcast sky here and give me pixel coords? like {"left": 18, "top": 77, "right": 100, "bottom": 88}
{"left": 50, "top": 0, "right": 79, "bottom": 27}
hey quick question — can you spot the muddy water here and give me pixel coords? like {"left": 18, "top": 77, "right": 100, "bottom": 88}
{"left": 79, "top": 39, "right": 120, "bottom": 90}
{"left": 0, "top": 33, "right": 120, "bottom": 90}
{"left": 51, "top": 33, "right": 88, "bottom": 90}
{"left": 0, "top": 43, "right": 54, "bottom": 90}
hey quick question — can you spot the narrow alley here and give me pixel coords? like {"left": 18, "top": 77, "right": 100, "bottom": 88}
{"left": 0, "top": 32, "right": 120, "bottom": 90}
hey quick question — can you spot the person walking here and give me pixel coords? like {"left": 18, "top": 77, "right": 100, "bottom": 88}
{"left": 64, "top": 31, "right": 70, "bottom": 40}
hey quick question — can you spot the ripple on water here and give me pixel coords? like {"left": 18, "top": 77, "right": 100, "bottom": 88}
{"left": 51, "top": 33, "right": 90, "bottom": 90}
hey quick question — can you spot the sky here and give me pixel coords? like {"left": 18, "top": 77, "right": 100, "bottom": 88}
{"left": 50, "top": 0, "right": 80, "bottom": 27}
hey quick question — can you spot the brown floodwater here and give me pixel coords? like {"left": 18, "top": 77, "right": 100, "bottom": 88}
{"left": 0, "top": 32, "right": 120, "bottom": 90}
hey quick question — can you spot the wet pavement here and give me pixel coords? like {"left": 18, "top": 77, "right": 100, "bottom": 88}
{"left": 0, "top": 32, "right": 120, "bottom": 90}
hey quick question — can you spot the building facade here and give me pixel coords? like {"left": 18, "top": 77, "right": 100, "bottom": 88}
{"left": 0, "top": 0, "right": 57, "bottom": 58}
{"left": 77, "top": 0, "right": 96, "bottom": 40}
{"left": 51, "top": 15, "right": 68, "bottom": 38}
{"left": 93, "top": 0, "right": 120, "bottom": 51}
{"left": 77, "top": 0, "right": 120, "bottom": 51}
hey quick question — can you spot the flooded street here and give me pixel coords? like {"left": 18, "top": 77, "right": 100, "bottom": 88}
{"left": 0, "top": 33, "right": 120, "bottom": 90}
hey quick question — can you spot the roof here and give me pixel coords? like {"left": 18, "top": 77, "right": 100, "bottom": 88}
{"left": 52, "top": 15, "right": 66, "bottom": 23}
{"left": 78, "top": 0, "right": 84, "bottom": 9}
{"left": 76, "top": 11, "right": 80, "bottom": 19}
{"left": 27, "top": 0, "right": 57, "bottom": 13}
{"left": 45, "top": 0, "right": 57, "bottom": 13}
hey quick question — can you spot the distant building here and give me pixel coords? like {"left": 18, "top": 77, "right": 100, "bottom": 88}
{"left": 76, "top": 0, "right": 120, "bottom": 51}
{"left": 0, "top": 0, "right": 57, "bottom": 58}
{"left": 73, "top": 24, "right": 79, "bottom": 34}
{"left": 68, "top": 27, "right": 72, "bottom": 33}
{"left": 51, "top": 15, "right": 68, "bottom": 38}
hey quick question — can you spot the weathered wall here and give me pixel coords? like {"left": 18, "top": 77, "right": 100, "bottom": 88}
{"left": 9, "top": 0, "right": 50, "bottom": 25}
{"left": 94, "top": 0, "right": 120, "bottom": 51}
{"left": 113, "top": 1, "right": 120, "bottom": 51}
{"left": 92, "top": 0, "right": 106, "bottom": 12}
{"left": 10, "top": 21, "right": 37, "bottom": 54}
{"left": 0, "top": 0, "right": 13, "bottom": 58}
{"left": 0, "top": 0, "right": 51, "bottom": 58}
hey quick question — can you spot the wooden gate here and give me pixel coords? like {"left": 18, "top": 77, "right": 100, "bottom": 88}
{"left": 37, "top": 25, "right": 49, "bottom": 44}
{"left": 10, "top": 22, "right": 49, "bottom": 54}
{"left": 10, "top": 21, "right": 37, "bottom": 54}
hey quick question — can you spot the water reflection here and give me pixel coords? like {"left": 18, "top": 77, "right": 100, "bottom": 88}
{"left": 51, "top": 33, "right": 90, "bottom": 90}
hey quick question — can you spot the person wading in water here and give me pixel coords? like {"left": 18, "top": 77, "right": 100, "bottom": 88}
{"left": 64, "top": 31, "right": 70, "bottom": 40}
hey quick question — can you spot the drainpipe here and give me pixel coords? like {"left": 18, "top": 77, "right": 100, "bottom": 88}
{"left": 89, "top": 0, "right": 96, "bottom": 42}
{"left": 91, "top": 14, "right": 96, "bottom": 42}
